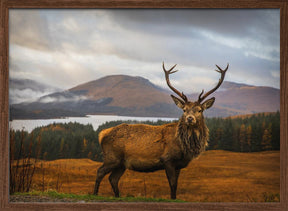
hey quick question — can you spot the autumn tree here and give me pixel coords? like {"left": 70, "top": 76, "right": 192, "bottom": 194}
{"left": 262, "top": 123, "right": 272, "bottom": 151}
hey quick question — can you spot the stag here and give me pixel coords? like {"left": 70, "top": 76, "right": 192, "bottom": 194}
{"left": 93, "top": 63, "right": 229, "bottom": 199}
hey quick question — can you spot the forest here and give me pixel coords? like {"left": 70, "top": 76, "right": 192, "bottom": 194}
{"left": 10, "top": 112, "right": 280, "bottom": 163}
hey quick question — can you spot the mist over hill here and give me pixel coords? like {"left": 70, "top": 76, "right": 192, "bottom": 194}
{"left": 10, "top": 75, "right": 280, "bottom": 120}
{"left": 9, "top": 78, "right": 62, "bottom": 104}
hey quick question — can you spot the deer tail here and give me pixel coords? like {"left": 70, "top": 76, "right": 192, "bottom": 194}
{"left": 98, "top": 127, "right": 114, "bottom": 144}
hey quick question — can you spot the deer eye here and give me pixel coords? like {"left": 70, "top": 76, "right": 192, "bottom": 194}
{"left": 183, "top": 108, "right": 187, "bottom": 112}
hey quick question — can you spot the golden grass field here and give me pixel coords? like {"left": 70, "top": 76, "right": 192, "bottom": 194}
{"left": 28, "top": 150, "right": 279, "bottom": 202}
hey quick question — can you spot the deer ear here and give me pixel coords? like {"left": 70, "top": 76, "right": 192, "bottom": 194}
{"left": 202, "top": 97, "right": 215, "bottom": 110}
{"left": 171, "top": 95, "right": 185, "bottom": 109}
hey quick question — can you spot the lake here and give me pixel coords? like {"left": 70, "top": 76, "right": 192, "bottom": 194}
{"left": 9, "top": 115, "right": 177, "bottom": 133}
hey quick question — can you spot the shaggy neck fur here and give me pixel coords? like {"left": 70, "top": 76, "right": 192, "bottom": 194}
{"left": 176, "top": 115, "right": 209, "bottom": 157}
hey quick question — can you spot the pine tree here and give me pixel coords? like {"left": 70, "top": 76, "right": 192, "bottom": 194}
{"left": 215, "top": 127, "right": 224, "bottom": 149}
{"left": 58, "top": 138, "right": 65, "bottom": 159}
{"left": 246, "top": 125, "right": 252, "bottom": 152}
{"left": 262, "top": 123, "right": 272, "bottom": 151}
{"left": 239, "top": 124, "right": 246, "bottom": 152}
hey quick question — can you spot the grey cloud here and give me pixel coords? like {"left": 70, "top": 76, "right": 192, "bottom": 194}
{"left": 10, "top": 9, "right": 279, "bottom": 65}
{"left": 108, "top": 9, "right": 279, "bottom": 41}
{"left": 105, "top": 9, "right": 279, "bottom": 64}
{"left": 9, "top": 9, "right": 280, "bottom": 94}
{"left": 9, "top": 78, "right": 62, "bottom": 104}
{"left": 39, "top": 95, "right": 88, "bottom": 103}
{"left": 10, "top": 88, "right": 58, "bottom": 104}
{"left": 9, "top": 9, "right": 51, "bottom": 51}
{"left": 9, "top": 78, "right": 60, "bottom": 92}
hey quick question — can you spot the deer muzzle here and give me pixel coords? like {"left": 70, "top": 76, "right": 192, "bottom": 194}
{"left": 186, "top": 115, "right": 196, "bottom": 125}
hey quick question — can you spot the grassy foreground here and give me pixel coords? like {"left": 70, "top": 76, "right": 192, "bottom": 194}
{"left": 12, "top": 150, "right": 280, "bottom": 202}
{"left": 12, "top": 190, "right": 185, "bottom": 202}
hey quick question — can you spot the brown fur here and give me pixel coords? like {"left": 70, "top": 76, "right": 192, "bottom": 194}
{"left": 94, "top": 63, "right": 227, "bottom": 199}
{"left": 177, "top": 115, "right": 209, "bottom": 157}
{"left": 94, "top": 103, "right": 210, "bottom": 199}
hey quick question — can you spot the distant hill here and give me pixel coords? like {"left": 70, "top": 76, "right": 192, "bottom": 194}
{"left": 69, "top": 75, "right": 171, "bottom": 107}
{"left": 10, "top": 75, "right": 280, "bottom": 120}
{"left": 205, "top": 81, "right": 280, "bottom": 116}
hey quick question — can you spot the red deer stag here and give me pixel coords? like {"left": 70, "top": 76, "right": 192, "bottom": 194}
{"left": 93, "top": 63, "right": 229, "bottom": 199}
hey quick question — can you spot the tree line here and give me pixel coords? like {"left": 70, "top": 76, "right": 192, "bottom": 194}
{"left": 206, "top": 111, "right": 280, "bottom": 152}
{"left": 10, "top": 112, "right": 280, "bottom": 163}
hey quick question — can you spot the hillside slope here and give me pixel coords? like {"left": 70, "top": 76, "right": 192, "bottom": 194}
{"left": 69, "top": 75, "right": 171, "bottom": 107}
{"left": 201, "top": 81, "right": 280, "bottom": 117}
{"left": 14, "top": 150, "right": 279, "bottom": 202}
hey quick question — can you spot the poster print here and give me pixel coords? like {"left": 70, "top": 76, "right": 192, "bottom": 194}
{"left": 8, "top": 9, "right": 280, "bottom": 203}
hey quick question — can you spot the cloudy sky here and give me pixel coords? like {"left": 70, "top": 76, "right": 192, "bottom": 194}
{"left": 9, "top": 9, "right": 280, "bottom": 96}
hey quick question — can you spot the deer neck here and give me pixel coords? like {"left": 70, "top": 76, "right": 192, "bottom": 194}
{"left": 176, "top": 116, "right": 209, "bottom": 157}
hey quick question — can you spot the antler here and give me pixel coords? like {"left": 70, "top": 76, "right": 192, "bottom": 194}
{"left": 198, "top": 63, "right": 229, "bottom": 103}
{"left": 163, "top": 62, "right": 188, "bottom": 102}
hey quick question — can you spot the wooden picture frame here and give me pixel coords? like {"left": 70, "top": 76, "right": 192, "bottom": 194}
{"left": 1, "top": 0, "right": 287, "bottom": 210}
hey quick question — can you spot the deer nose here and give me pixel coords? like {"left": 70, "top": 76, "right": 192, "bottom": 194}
{"left": 187, "top": 116, "right": 195, "bottom": 123}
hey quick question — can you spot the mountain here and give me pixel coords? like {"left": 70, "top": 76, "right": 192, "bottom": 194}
{"left": 204, "top": 81, "right": 280, "bottom": 116}
{"left": 10, "top": 75, "right": 179, "bottom": 119}
{"left": 10, "top": 75, "right": 280, "bottom": 120}
{"left": 69, "top": 75, "right": 171, "bottom": 107}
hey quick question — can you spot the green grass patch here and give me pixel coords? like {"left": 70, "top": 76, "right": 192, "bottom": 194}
{"left": 12, "top": 190, "right": 186, "bottom": 203}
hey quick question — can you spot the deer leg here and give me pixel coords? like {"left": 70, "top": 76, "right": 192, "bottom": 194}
{"left": 109, "top": 167, "right": 126, "bottom": 197}
{"left": 93, "top": 164, "right": 113, "bottom": 195}
{"left": 165, "top": 164, "right": 181, "bottom": 199}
